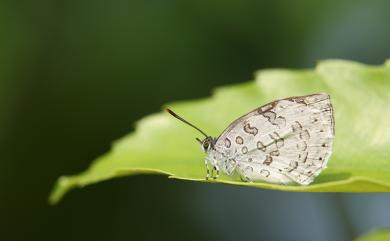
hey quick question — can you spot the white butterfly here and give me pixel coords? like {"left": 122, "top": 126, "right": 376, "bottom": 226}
{"left": 167, "top": 93, "right": 335, "bottom": 185}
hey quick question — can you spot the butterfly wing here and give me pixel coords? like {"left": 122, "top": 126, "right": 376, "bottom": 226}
{"left": 213, "top": 93, "right": 334, "bottom": 185}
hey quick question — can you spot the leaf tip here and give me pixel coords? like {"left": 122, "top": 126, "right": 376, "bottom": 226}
{"left": 48, "top": 176, "right": 76, "bottom": 205}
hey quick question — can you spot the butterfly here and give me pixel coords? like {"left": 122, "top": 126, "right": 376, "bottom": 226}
{"left": 167, "top": 93, "right": 334, "bottom": 185}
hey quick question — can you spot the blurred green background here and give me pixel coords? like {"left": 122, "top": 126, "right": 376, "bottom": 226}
{"left": 2, "top": 1, "right": 390, "bottom": 241}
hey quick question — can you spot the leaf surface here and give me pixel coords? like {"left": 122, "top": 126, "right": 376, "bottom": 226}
{"left": 50, "top": 60, "right": 390, "bottom": 204}
{"left": 353, "top": 229, "right": 390, "bottom": 241}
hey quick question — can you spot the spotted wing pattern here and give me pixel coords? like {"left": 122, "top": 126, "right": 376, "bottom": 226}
{"left": 213, "top": 93, "right": 334, "bottom": 185}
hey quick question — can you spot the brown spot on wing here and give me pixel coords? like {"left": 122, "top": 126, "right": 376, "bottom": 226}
{"left": 235, "top": 136, "right": 244, "bottom": 145}
{"left": 243, "top": 123, "right": 258, "bottom": 136}
{"left": 292, "top": 121, "right": 303, "bottom": 132}
{"left": 263, "top": 155, "right": 273, "bottom": 165}
{"left": 263, "top": 111, "right": 276, "bottom": 123}
{"left": 299, "top": 130, "right": 311, "bottom": 140}
{"left": 260, "top": 169, "right": 270, "bottom": 177}
{"left": 262, "top": 112, "right": 287, "bottom": 129}
{"left": 298, "top": 152, "right": 308, "bottom": 163}
{"left": 224, "top": 138, "right": 231, "bottom": 148}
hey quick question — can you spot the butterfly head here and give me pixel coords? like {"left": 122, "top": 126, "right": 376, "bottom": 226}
{"left": 196, "top": 136, "right": 215, "bottom": 153}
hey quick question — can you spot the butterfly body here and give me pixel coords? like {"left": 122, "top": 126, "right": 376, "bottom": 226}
{"left": 168, "top": 93, "right": 334, "bottom": 185}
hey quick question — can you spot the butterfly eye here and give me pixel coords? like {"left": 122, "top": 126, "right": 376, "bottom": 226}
{"left": 203, "top": 142, "right": 209, "bottom": 150}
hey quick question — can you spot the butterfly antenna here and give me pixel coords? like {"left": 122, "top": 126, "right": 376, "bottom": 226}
{"left": 166, "top": 108, "right": 208, "bottom": 138}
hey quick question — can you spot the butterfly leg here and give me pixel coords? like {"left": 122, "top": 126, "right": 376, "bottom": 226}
{"left": 205, "top": 158, "right": 210, "bottom": 180}
{"left": 212, "top": 165, "right": 220, "bottom": 180}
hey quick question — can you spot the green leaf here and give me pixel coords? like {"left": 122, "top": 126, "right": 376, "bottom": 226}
{"left": 353, "top": 229, "right": 390, "bottom": 241}
{"left": 49, "top": 60, "right": 390, "bottom": 204}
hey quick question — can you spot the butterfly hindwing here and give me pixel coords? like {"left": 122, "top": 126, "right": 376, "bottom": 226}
{"left": 213, "top": 93, "right": 334, "bottom": 185}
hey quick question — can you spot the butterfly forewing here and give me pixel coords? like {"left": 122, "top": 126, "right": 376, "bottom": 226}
{"left": 213, "top": 93, "right": 334, "bottom": 185}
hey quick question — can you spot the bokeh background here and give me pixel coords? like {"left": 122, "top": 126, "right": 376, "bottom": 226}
{"left": 2, "top": 0, "right": 390, "bottom": 241}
